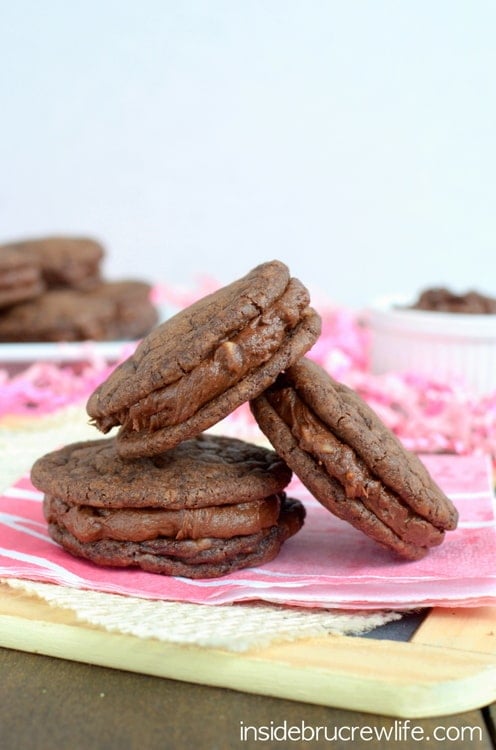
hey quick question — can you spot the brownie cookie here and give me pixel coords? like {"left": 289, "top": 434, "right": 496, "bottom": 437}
{"left": 0, "top": 247, "right": 45, "bottom": 308}
{"left": 408, "top": 287, "right": 496, "bottom": 314}
{"left": 2, "top": 236, "right": 104, "bottom": 290}
{"left": 87, "top": 260, "right": 321, "bottom": 457}
{"left": 45, "top": 497, "right": 305, "bottom": 578}
{"left": 31, "top": 435, "right": 292, "bottom": 508}
{"left": 251, "top": 358, "right": 458, "bottom": 560}
{"left": 87, "top": 280, "right": 159, "bottom": 340}
{"left": 31, "top": 434, "right": 303, "bottom": 578}
{"left": 0, "top": 281, "right": 157, "bottom": 342}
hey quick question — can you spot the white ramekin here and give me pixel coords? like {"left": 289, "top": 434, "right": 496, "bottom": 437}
{"left": 367, "top": 294, "right": 496, "bottom": 396}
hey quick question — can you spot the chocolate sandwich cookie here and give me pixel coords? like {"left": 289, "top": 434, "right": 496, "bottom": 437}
{"left": 87, "top": 280, "right": 159, "bottom": 340}
{"left": 0, "top": 247, "right": 44, "bottom": 308}
{"left": 31, "top": 434, "right": 303, "bottom": 578}
{"left": 45, "top": 497, "right": 304, "bottom": 578}
{"left": 87, "top": 260, "right": 321, "bottom": 458}
{"left": 251, "top": 358, "right": 458, "bottom": 560}
{"left": 0, "top": 281, "right": 157, "bottom": 342}
{"left": 2, "top": 236, "right": 104, "bottom": 290}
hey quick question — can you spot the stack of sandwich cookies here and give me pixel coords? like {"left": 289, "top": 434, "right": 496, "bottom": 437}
{"left": 31, "top": 435, "right": 305, "bottom": 578}
{"left": 87, "top": 260, "right": 321, "bottom": 458}
{"left": 250, "top": 358, "right": 458, "bottom": 560}
{"left": 0, "top": 236, "right": 159, "bottom": 341}
{"left": 31, "top": 258, "right": 455, "bottom": 577}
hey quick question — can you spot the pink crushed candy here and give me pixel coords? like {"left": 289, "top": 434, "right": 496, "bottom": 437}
{"left": 1, "top": 283, "right": 496, "bottom": 462}
{"left": 0, "top": 359, "right": 116, "bottom": 417}
{"left": 0, "top": 343, "right": 137, "bottom": 418}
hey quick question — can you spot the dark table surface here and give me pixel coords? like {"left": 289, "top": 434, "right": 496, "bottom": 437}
{"left": 1, "top": 647, "right": 495, "bottom": 750}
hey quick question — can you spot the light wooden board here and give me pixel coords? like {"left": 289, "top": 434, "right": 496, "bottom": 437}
{"left": 0, "top": 584, "right": 495, "bottom": 719}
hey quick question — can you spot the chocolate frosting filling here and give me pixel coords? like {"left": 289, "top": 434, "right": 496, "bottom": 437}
{"left": 44, "top": 493, "right": 282, "bottom": 543}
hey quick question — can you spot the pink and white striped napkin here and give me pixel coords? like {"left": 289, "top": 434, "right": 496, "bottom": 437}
{"left": 1, "top": 453, "right": 494, "bottom": 609}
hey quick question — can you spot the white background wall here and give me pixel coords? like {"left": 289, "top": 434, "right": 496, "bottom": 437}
{"left": 1, "top": 1, "right": 495, "bottom": 308}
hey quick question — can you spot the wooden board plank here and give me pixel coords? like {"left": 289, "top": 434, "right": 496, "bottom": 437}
{"left": 0, "top": 584, "right": 495, "bottom": 719}
{"left": 412, "top": 606, "right": 496, "bottom": 654}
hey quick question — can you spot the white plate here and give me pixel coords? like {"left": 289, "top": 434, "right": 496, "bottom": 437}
{"left": 0, "top": 339, "right": 139, "bottom": 364}
{"left": 0, "top": 306, "right": 169, "bottom": 364}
